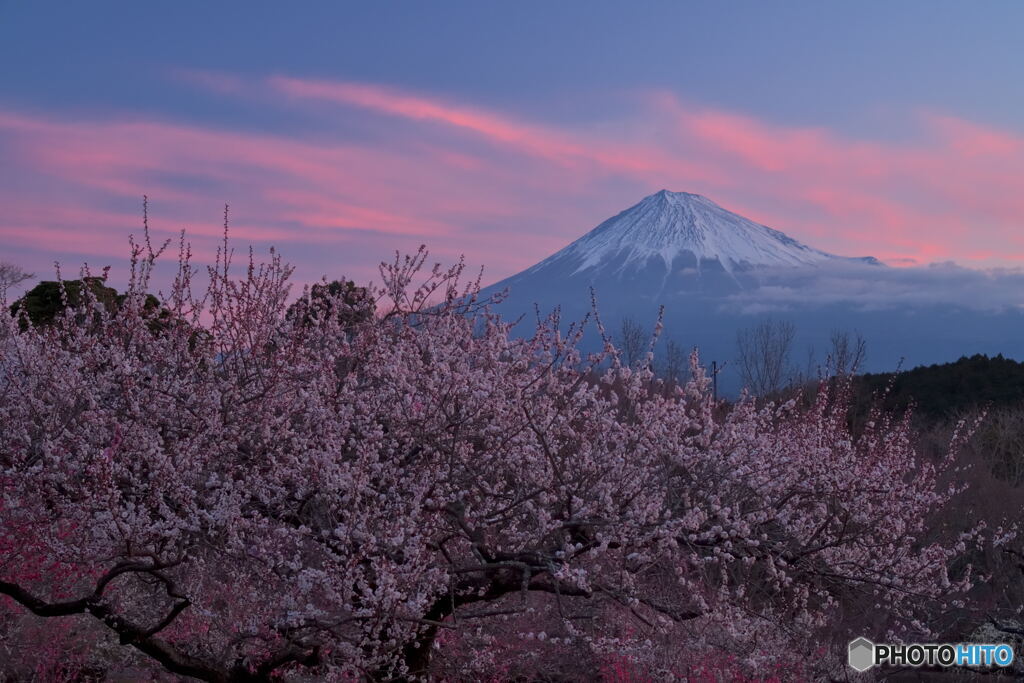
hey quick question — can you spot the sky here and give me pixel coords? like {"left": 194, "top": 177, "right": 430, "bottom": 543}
{"left": 3, "top": 1, "right": 1024, "bottom": 294}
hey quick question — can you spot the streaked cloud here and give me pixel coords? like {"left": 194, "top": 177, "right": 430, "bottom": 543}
{"left": 3, "top": 72, "right": 1024, "bottom": 296}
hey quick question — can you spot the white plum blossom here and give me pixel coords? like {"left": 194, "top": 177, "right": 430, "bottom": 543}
{"left": 0, "top": 233, "right": 980, "bottom": 680}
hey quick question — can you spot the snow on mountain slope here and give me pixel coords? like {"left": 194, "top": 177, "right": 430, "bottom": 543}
{"left": 522, "top": 190, "right": 874, "bottom": 278}
{"left": 481, "top": 190, "right": 881, "bottom": 310}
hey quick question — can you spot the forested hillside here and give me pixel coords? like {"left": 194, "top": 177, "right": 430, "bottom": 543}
{"left": 855, "top": 354, "right": 1024, "bottom": 419}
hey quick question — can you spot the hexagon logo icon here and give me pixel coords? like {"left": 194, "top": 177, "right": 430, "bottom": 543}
{"left": 848, "top": 637, "right": 875, "bottom": 672}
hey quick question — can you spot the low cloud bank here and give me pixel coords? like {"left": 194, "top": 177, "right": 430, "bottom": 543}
{"left": 723, "top": 261, "right": 1024, "bottom": 314}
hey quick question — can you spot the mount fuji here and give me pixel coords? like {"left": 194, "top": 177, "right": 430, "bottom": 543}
{"left": 489, "top": 190, "right": 879, "bottom": 302}
{"left": 480, "top": 190, "right": 1024, "bottom": 393}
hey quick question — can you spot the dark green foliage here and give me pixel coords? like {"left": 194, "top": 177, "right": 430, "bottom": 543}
{"left": 286, "top": 279, "right": 373, "bottom": 329}
{"left": 11, "top": 277, "right": 170, "bottom": 333}
{"left": 855, "top": 354, "right": 1024, "bottom": 420}
{"left": 10, "top": 277, "right": 120, "bottom": 329}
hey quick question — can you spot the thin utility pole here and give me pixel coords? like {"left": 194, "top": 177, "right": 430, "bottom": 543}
{"left": 712, "top": 360, "right": 718, "bottom": 402}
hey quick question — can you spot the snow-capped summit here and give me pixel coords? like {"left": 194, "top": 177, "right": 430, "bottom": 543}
{"left": 526, "top": 190, "right": 867, "bottom": 277}
{"left": 481, "top": 190, "right": 881, "bottom": 310}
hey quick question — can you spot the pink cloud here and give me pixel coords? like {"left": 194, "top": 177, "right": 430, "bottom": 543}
{"left": 268, "top": 76, "right": 723, "bottom": 187}
{"left": 3, "top": 74, "right": 1024, "bottom": 297}
{"left": 0, "top": 105, "right": 602, "bottom": 288}
{"left": 641, "top": 94, "right": 1024, "bottom": 264}
{"left": 926, "top": 114, "right": 1024, "bottom": 159}
{"left": 269, "top": 77, "right": 591, "bottom": 166}
{"left": 268, "top": 77, "right": 1024, "bottom": 269}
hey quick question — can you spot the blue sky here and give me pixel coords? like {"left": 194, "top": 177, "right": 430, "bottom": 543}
{"left": 6, "top": 2, "right": 1022, "bottom": 128}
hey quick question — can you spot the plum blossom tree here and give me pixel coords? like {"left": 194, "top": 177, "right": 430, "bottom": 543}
{"left": 0, "top": 228, "right": 982, "bottom": 680}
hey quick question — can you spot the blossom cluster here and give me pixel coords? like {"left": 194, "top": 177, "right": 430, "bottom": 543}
{"left": 0, "top": 236, "right": 978, "bottom": 680}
